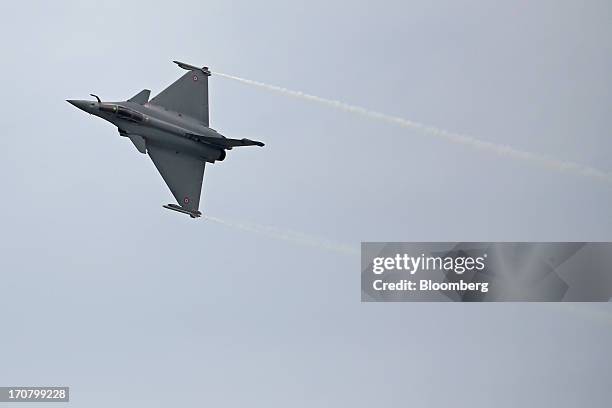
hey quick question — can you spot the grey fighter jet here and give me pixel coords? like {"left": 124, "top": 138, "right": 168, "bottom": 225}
{"left": 67, "top": 61, "right": 264, "bottom": 218}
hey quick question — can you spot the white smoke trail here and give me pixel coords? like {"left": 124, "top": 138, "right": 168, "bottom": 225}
{"left": 213, "top": 71, "right": 612, "bottom": 185}
{"left": 205, "top": 215, "right": 359, "bottom": 257}
{"left": 207, "top": 215, "right": 612, "bottom": 325}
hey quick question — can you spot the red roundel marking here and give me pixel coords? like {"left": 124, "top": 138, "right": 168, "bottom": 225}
{"left": 184, "top": 197, "right": 190, "bottom": 204}
{"left": 193, "top": 75, "right": 198, "bottom": 81}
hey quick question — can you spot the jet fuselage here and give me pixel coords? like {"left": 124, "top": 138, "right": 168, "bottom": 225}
{"left": 67, "top": 99, "right": 226, "bottom": 162}
{"left": 67, "top": 61, "right": 264, "bottom": 217}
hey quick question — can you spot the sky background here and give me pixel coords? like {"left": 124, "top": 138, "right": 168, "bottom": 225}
{"left": 0, "top": 0, "right": 611, "bottom": 406}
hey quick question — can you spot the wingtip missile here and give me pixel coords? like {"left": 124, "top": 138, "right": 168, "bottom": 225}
{"left": 163, "top": 204, "right": 202, "bottom": 218}
{"left": 172, "top": 60, "right": 211, "bottom": 76}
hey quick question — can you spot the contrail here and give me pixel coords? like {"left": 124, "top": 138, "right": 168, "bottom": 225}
{"left": 205, "top": 215, "right": 359, "bottom": 256}
{"left": 213, "top": 71, "right": 612, "bottom": 185}
{"left": 207, "top": 214, "right": 612, "bottom": 325}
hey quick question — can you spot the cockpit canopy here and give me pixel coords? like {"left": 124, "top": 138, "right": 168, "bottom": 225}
{"left": 99, "top": 104, "right": 117, "bottom": 114}
{"left": 99, "top": 104, "right": 144, "bottom": 122}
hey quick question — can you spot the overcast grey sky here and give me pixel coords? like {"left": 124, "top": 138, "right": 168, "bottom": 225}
{"left": 0, "top": 1, "right": 611, "bottom": 407}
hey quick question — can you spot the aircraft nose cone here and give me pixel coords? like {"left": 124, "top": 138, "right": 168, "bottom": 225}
{"left": 66, "top": 99, "right": 90, "bottom": 112}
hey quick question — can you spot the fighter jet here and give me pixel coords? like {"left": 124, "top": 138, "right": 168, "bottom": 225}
{"left": 67, "top": 61, "right": 264, "bottom": 218}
